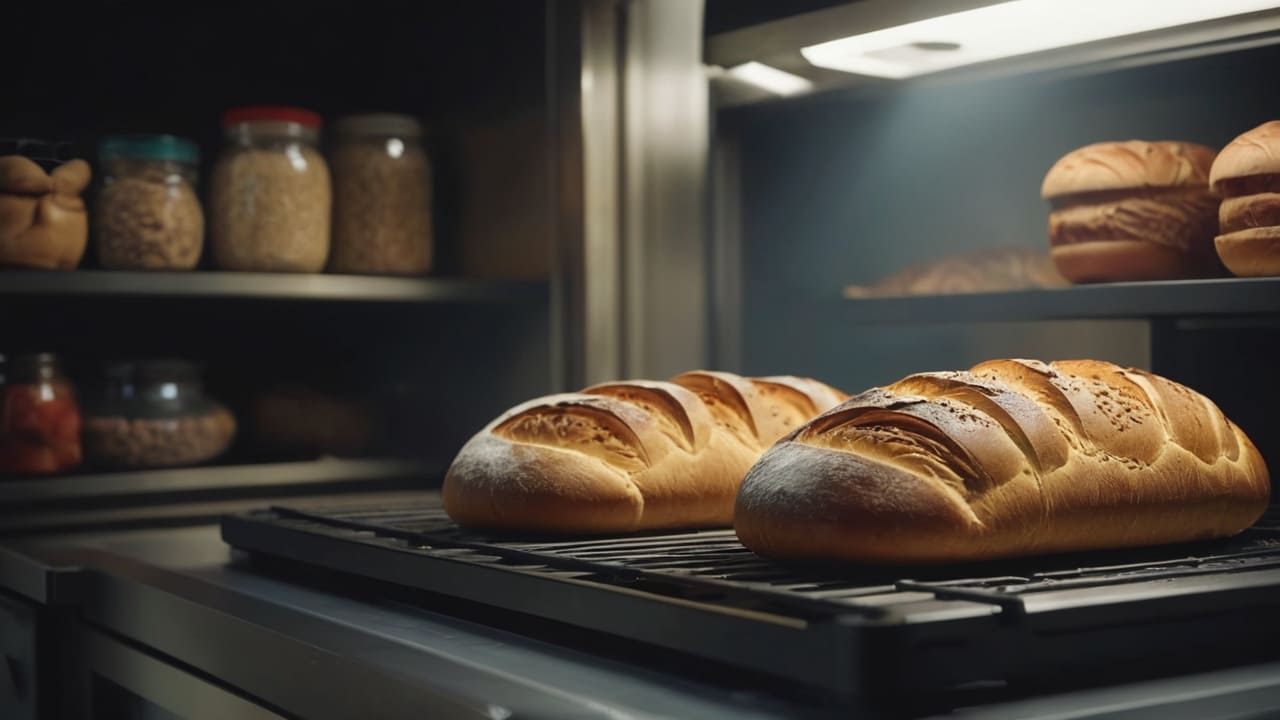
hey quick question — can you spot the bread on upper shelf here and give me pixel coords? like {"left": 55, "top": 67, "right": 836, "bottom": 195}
{"left": 443, "top": 371, "right": 846, "bottom": 533}
{"left": 1041, "top": 141, "right": 1223, "bottom": 283}
{"left": 843, "top": 247, "right": 1067, "bottom": 298}
{"left": 735, "top": 359, "right": 1269, "bottom": 563}
{"left": 1209, "top": 120, "right": 1280, "bottom": 277}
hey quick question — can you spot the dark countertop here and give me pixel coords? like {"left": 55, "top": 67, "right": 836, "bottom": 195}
{"left": 6, "top": 514, "right": 1280, "bottom": 719}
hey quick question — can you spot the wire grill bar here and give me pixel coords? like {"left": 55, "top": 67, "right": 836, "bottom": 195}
{"left": 267, "top": 501, "right": 1280, "bottom": 616}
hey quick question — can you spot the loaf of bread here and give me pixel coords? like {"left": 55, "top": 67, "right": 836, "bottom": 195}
{"left": 1209, "top": 120, "right": 1280, "bottom": 277}
{"left": 444, "top": 371, "right": 846, "bottom": 533}
{"left": 735, "top": 359, "right": 1269, "bottom": 563}
{"left": 1041, "top": 141, "right": 1222, "bottom": 283}
{"left": 843, "top": 247, "right": 1067, "bottom": 298}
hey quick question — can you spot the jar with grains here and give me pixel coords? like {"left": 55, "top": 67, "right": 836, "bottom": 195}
{"left": 329, "top": 114, "right": 433, "bottom": 275}
{"left": 95, "top": 135, "right": 204, "bottom": 270}
{"left": 209, "top": 106, "right": 331, "bottom": 272}
{"left": 83, "top": 360, "right": 235, "bottom": 470}
{"left": 0, "top": 353, "right": 82, "bottom": 475}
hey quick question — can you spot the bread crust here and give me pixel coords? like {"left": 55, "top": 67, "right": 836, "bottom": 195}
{"left": 1209, "top": 121, "right": 1280, "bottom": 189}
{"left": 735, "top": 359, "right": 1269, "bottom": 563}
{"left": 443, "top": 373, "right": 846, "bottom": 533}
{"left": 1215, "top": 226, "right": 1280, "bottom": 277}
{"left": 1041, "top": 141, "right": 1216, "bottom": 199}
{"left": 1049, "top": 240, "right": 1215, "bottom": 283}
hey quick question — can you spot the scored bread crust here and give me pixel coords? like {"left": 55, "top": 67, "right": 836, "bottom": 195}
{"left": 734, "top": 359, "right": 1269, "bottom": 563}
{"left": 443, "top": 372, "right": 846, "bottom": 533}
{"left": 1041, "top": 141, "right": 1217, "bottom": 198}
{"left": 1209, "top": 121, "right": 1280, "bottom": 189}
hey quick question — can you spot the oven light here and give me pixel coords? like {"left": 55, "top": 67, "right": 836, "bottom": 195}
{"left": 801, "top": 0, "right": 1280, "bottom": 79}
{"left": 723, "top": 61, "right": 815, "bottom": 96}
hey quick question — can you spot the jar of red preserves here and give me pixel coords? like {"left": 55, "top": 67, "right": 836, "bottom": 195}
{"left": 0, "top": 353, "right": 82, "bottom": 475}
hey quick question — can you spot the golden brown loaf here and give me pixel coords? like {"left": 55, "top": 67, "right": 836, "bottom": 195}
{"left": 735, "top": 359, "right": 1269, "bottom": 563}
{"left": 1209, "top": 121, "right": 1280, "bottom": 276}
{"left": 443, "top": 371, "right": 846, "bottom": 533}
{"left": 1041, "top": 141, "right": 1221, "bottom": 283}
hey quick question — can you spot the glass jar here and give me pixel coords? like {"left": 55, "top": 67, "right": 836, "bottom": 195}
{"left": 329, "top": 114, "right": 433, "bottom": 275}
{"left": 0, "top": 353, "right": 82, "bottom": 475}
{"left": 95, "top": 135, "right": 204, "bottom": 270}
{"left": 209, "top": 106, "right": 331, "bottom": 273}
{"left": 83, "top": 360, "right": 236, "bottom": 469}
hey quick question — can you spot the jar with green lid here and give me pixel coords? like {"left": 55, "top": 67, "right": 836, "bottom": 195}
{"left": 95, "top": 135, "right": 204, "bottom": 270}
{"left": 329, "top": 114, "right": 433, "bottom": 275}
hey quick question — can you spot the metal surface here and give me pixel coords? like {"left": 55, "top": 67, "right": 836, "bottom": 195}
{"left": 0, "top": 592, "right": 36, "bottom": 720}
{"left": 10, "top": 524, "right": 817, "bottom": 719}
{"left": 223, "top": 499, "right": 1280, "bottom": 705}
{"left": 549, "top": 0, "right": 711, "bottom": 388}
{"left": 621, "top": 0, "right": 710, "bottom": 379}
{"left": 7, "top": 521, "right": 1280, "bottom": 718}
{"left": 2, "top": 489, "right": 435, "bottom": 537}
{"left": 0, "top": 546, "right": 81, "bottom": 605}
{"left": 709, "top": 130, "right": 743, "bottom": 372}
{"left": 83, "top": 627, "right": 284, "bottom": 719}
{"left": 579, "top": 0, "right": 625, "bottom": 386}
{"left": 706, "top": 1, "right": 1280, "bottom": 104}
{"left": 0, "top": 458, "right": 434, "bottom": 508}
{"left": 0, "top": 271, "right": 546, "bottom": 303}
{"left": 707, "top": 0, "right": 994, "bottom": 69}
{"left": 938, "top": 661, "right": 1280, "bottom": 720}
{"left": 841, "top": 277, "right": 1280, "bottom": 325}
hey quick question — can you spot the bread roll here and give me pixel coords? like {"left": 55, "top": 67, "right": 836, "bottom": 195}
{"left": 443, "top": 371, "right": 846, "bottom": 533}
{"left": 735, "top": 359, "right": 1269, "bottom": 563}
{"left": 1041, "top": 141, "right": 1221, "bottom": 282}
{"left": 1209, "top": 121, "right": 1280, "bottom": 276}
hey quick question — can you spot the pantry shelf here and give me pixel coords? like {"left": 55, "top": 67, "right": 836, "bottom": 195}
{"left": 841, "top": 276, "right": 1280, "bottom": 325}
{"left": 0, "top": 271, "right": 546, "bottom": 304}
{"left": 0, "top": 457, "right": 436, "bottom": 508}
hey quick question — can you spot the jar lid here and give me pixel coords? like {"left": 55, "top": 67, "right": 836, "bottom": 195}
{"left": 6, "top": 353, "right": 60, "bottom": 381}
{"left": 333, "top": 113, "right": 423, "bottom": 139}
{"left": 223, "top": 106, "right": 323, "bottom": 129}
{"left": 100, "top": 135, "right": 199, "bottom": 164}
{"left": 105, "top": 359, "right": 201, "bottom": 383}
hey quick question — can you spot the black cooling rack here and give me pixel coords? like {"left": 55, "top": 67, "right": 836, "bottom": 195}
{"left": 222, "top": 498, "right": 1280, "bottom": 702}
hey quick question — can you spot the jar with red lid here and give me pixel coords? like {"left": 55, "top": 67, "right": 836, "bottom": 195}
{"left": 209, "top": 106, "right": 331, "bottom": 272}
{"left": 0, "top": 353, "right": 82, "bottom": 476}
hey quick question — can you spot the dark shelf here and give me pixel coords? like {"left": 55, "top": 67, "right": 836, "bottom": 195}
{"left": 841, "top": 277, "right": 1280, "bottom": 325}
{"left": 0, "top": 271, "right": 547, "bottom": 304}
{"left": 0, "top": 458, "right": 439, "bottom": 508}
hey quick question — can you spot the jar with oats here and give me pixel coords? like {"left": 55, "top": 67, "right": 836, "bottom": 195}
{"left": 209, "top": 106, "right": 331, "bottom": 272}
{"left": 329, "top": 114, "right": 433, "bottom": 275}
{"left": 95, "top": 135, "right": 204, "bottom": 270}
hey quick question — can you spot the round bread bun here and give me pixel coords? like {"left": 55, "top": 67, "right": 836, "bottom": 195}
{"left": 1042, "top": 141, "right": 1217, "bottom": 199}
{"left": 1209, "top": 120, "right": 1280, "bottom": 191}
{"left": 1215, "top": 226, "right": 1280, "bottom": 277}
{"left": 1049, "top": 240, "right": 1208, "bottom": 283}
